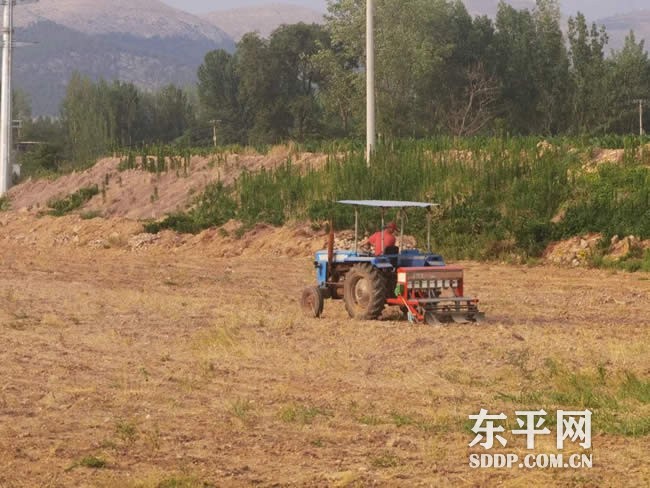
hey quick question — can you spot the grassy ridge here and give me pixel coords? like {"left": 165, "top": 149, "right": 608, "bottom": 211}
{"left": 145, "top": 137, "right": 650, "bottom": 266}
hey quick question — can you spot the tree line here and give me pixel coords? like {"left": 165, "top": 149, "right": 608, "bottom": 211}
{"left": 18, "top": 0, "right": 650, "bottom": 174}
{"left": 196, "top": 0, "right": 650, "bottom": 142}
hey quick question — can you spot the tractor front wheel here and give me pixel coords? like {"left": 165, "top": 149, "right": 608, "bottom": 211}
{"left": 301, "top": 286, "right": 324, "bottom": 318}
{"left": 343, "top": 264, "right": 386, "bottom": 320}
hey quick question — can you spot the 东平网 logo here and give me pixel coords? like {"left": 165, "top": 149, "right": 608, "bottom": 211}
{"left": 468, "top": 409, "right": 592, "bottom": 469}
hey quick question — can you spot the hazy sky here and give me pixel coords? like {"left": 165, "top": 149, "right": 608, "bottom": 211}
{"left": 161, "top": 1, "right": 327, "bottom": 14}
{"left": 160, "top": 1, "right": 645, "bottom": 18}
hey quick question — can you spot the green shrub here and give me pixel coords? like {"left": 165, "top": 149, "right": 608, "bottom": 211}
{"left": 144, "top": 181, "right": 236, "bottom": 234}
{"left": 47, "top": 185, "right": 100, "bottom": 216}
{"left": 19, "top": 143, "right": 65, "bottom": 178}
{"left": 0, "top": 195, "right": 10, "bottom": 211}
{"left": 78, "top": 455, "right": 106, "bottom": 469}
{"left": 139, "top": 137, "right": 649, "bottom": 267}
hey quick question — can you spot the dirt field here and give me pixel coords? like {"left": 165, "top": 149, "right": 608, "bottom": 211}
{"left": 0, "top": 214, "right": 649, "bottom": 487}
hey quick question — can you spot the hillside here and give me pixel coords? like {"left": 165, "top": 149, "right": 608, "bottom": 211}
{"left": 203, "top": 3, "right": 325, "bottom": 41}
{"left": 14, "top": 0, "right": 229, "bottom": 42}
{"left": 561, "top": 0, "right": 648, "bottom": 19}
{"left": 463, "top": 0, "right": 534, "bottom": 18}
{"left": 7, "top": 146, "right": 327, "bottom": 220}
{"left": 12, "top": 0, "right": 234, "bottom": 116}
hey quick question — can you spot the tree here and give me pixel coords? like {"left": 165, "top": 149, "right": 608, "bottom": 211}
{"left": 106, "top": 81, "right": 141, "bottom": 148}
{"left": 12, "top": 89, "right": 32, "bottom": 124}
{"left": 532, "top": 0, "right": 570, "bottom": 134}
{"left": 567, "top": 12, "right": 609, "bottom": 133}
{"left": 60, "top": 72, "right": 111, "bottom": 166}
{"left": 325, "top": 0, "right": 487, "bottom": 137}
{"left": 434, "top": 6, "right": 498, "bottom": 134}
{"left": 152, "top": 85, "right": 195, "bottom": 144}
{"left": 446, "top": 63, "right": 499, "bottom": 136}
{"left": 605, "top": 32, "right": 650, "bottom": 133}
{"left": 270, "top": 23, "right": 330, "bottom": 140}
{"left": 494, "top": 3, "right": 542, "bottom": 133}
{"left": 312, "top": 47, "right": 363, "bottom": 134}
{"left": 197, "top": 49, "right": 245, "bottom": 143}
{"left": 236, "top": 33, "right": 284, "bottom": 144}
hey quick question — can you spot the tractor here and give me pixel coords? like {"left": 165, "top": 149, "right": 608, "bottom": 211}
{"left": 300, "top": 200, "right": 484, "bottom": 324}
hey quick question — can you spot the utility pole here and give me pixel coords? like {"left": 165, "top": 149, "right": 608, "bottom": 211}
{"left": 365, "top": 0, "right": 375, "bottom": 166}
{"left": 632, "top": 99, "right": 646, "bottom": 136}
{"left": 0, "top": 0, "right": 14, "bottom": 195}
{"left": 210, "top": 119, "right": 221, "bottom": 148}
{"left": 0, "top": 0, "right": 37, "bottom": 196}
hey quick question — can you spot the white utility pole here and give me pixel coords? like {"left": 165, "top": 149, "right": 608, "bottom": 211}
{"left": 0, "top": 0, "right": 14, "bottom": 195}
{"left": 638, "top": 99, "right": 644, "bottom": 136}
{"left": 365, "top": 0, "right": 375, "bottom": 165}
{"left": 632, "top": 99, "right": 646, "bottom": 136}
{"left": 210, "top": 119, "right": 221, "bottom": 148}
{"left": 0, "top": 0, "right": 36, "bottom": 196}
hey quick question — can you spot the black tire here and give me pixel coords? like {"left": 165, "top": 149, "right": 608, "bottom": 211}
{"left": 301, "top": 286, "right": 324, "bottom": 318}
{"left": 343, "top": 263, "right": 387, "bottom": 320}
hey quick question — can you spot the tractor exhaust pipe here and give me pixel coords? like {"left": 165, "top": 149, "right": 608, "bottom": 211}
{"left": 327, "top": 218, "right": 334, "bottom": 281}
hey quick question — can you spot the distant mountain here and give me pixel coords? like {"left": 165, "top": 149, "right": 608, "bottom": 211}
{"left": 15, "top": 0, "right": 230, "bottom": 42}
{"left": 12, "top": 0, "right": 234, "bottom": 116}
{"left": 462, "top": 0, "right": 648, "bottom": 52}
{"left": 203, "top": 3, "right": 324, "bottom": 41}
{"left": 462, "top": 0, "right": 534, "bottom": 18}
{"left": 601, "top": 10, "right": 650, "bottom": 52}
{"left": 560, "top": 1, "right": 649, "bottom": 20}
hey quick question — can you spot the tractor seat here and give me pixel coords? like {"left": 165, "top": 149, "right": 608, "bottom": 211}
{"left": 383, "top": 245, "right": 399, "bottom": 255}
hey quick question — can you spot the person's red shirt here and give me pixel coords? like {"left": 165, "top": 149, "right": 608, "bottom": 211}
{"left": 367, "top": 230, "right": 396, "bottom": 256}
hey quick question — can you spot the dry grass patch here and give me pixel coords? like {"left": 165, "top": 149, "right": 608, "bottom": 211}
{"left": 0, "top": 238, "right": 647, "bottom": 486}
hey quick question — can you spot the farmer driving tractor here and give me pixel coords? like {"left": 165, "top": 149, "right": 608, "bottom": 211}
{"left": 361, "top": 221, "right": 398, "bottom": 255}
{"left": 300, "top": 200, "right": 483, "bottom": 324}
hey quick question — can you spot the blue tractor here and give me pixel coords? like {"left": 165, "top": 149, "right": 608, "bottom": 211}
{"left": 300, "top": 200, "right": 483, "bottom": 324}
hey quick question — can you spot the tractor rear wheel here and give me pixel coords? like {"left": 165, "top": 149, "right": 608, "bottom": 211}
{"left": 301, "top": 286, "right": 324, "bottom": 318}
{"left": 343, "top": 263, "right": 386, "bottom": 320}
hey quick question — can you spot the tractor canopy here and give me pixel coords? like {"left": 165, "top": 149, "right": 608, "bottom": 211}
{"left": 337, "top": 199, "right": 440, "bottom": 258}
{"left": 337, "top": 200, "right": 438, "bottom": 208}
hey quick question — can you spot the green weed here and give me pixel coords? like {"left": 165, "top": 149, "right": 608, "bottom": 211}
{"left": 141, "top": 137, "right": 648, "bottom": 264}
{"left": 280, "top": 404, "right": 330, "bottom": 424}
{"left": 80, "top": 210, "right": 102, "bottom": 219}
{"left": 65, "top": 454, "right": 107, "bottom": 471}
{"left": 498, "top": 360, "right": 649, "bottom": 437}
{"left": 79, "top": 455, "right": 107, "bottom": 469}
{"left": 115, "top": 420, "right": 138, "bottom": 444}
{"left": 371, "top": 452, "right": 401, "bottom": 468}
{"left": 155, "top": 477, "right": 206, "bottom": 488}
{"left": 144, "top": 181, "right": 235, "bottom": 234}
{"left": 357, "top": 414, "right": 384, "bottom": 426}
{"left": 230, "top": 398, "right": 253, "bottom": 422}
{"left": 47, "top": 185, "right": 99, "bottom": 216}
{"left": 390, "top": 411, "right": 416, "bottom": 428}
{"left": 0, "top": 195, "right": 10, "bottom": 211}
{"left": 620, "top": 372, "right": 650, "bottom": 403}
